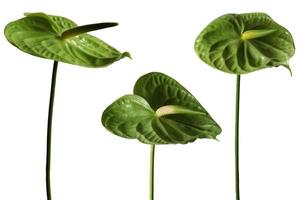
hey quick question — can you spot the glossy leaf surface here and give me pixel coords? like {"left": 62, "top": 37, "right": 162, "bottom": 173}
{"left": 102, "top": 72, "right": 221, "bottom": 144}
{"left": 195, "top": 13, "right": 295, "bottom": 74}
{"left": 4, "top": 12, "right": 130, "bottom": 67}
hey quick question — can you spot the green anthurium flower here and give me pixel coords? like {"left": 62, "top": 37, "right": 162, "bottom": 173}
{"left": 102, "top": 72, "right": 221, "bottom": 200}
{"left": 102, "top": 72, "right": 222, "bottom": 144}
{"left": 194, "top": 12, "right": 295, "bottom": 200}
{"left": 4, "top": 12, "right": 130, "bottom": 200}
{"left": 4, "top": 12, "right": 130, "bottom": 67}
{"left": 195, "top": 12, "right": 295, "bottom": 74}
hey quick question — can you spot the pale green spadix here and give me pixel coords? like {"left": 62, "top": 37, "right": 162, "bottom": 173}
{"left": 155, "top": 105, "right": 203, "bottom": 117}
{"left": 241, "top": 29, "right": 277, "bottom": 41}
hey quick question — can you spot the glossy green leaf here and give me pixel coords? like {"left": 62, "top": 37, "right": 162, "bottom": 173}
{"left": 4, "top": 12, "right": 130, "bottom": 67}
{"left": 102, "top": 72, "right": 221, "bottom": 145}
{"left": 195, "top": 13, "right": 295, "bottom": 74}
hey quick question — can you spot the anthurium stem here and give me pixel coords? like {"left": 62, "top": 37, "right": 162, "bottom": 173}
{"left": 235, "top": 75, "right": 241, "bottom": 200}
{"left": 46, "top": 61, "right": 58, "bottom": 200}
{"left": 150, "top": 144, "right": 155, "bottom": 200}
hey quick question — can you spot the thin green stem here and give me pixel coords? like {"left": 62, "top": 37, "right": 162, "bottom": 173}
{"left": 46, "top": 61, "right": 58, "bottom": 200}
{"left": 149, "top": 145, "right": 155, "bottom": 200}
{"left": 235, "top": 75, "right": 241, "bottom": 200}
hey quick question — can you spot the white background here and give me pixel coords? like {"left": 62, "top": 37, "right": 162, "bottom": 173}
{"left": 0, "top": 0, "right": 299, "bottom": 200}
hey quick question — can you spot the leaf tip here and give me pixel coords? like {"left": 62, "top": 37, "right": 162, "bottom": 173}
{"left": 283, "top": 65, "right": 293, "bottom": 77}
{"left": 207, "top": 135, "right": 219, "bottom": 141}
{"left": 122, "top": 51, "right": 132, "bottom": 59}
